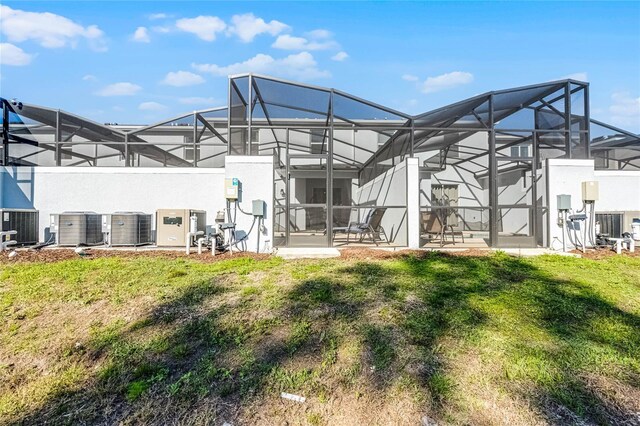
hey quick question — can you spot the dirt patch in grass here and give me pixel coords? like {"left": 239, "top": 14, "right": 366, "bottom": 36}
{"left": 571, "top": 246, "right": 640, "bottom": 260}
{"left": 339, "top": 248, "right": 492, "bottom": 260}
{"left": 0, "top": 248, "right": 270, "bottom": 264}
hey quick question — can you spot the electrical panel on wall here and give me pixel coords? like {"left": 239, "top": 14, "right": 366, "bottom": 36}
{"left": 225, "top": 178, "right": 239, "bottom": 200}
{"left": 581, "top": 181, "right": 599, "bottom": 202}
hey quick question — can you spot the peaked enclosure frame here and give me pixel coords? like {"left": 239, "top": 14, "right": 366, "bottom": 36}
{"left": 2, "top": 74, "right": 639, "bottom": 248}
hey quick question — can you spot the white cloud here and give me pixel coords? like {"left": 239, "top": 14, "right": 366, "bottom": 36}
{"left": 421, "top": 71, "right": 474, "bottom": 94}
{"left": 272, "top": 35, "right": 307, "bottom": 50}
{"left": 562, "top": 72, "right": 588, "bottom": 82}
{"left": 161, "top": 71, "right": 205, "bottom": 87}
{"left": 331, "top": 51, "right": 349, "bottom": 62}
{"left": 609, "top": 92, "right": 640, "bottom": 130}
{"left": 179, "top": 97, "right": 219, "bottom": 105}
{"left": 82, "top": 74, "right": 97, "bottom": 81}
{"left": 227, "top": 13, "right": 289, "bottom": 43}
{"left": 132, "top": 27, "right": 150, "bottom": 43}
{"left": 402, "top": 74, "right": 419, "bottom": 82}
{"left": 95, "top": 82, "right": 142, "bottom": 96}
{"left": 306, "top": 29, "right": 332, "bottom": 39}
{"left": 175, "top": 15, "right": 226, "bottom": 41}
{"left": 0, "top": 5, "right": 107, "bottom": 51}
{"left": 138, "top": 101, "right": 168, "bottom": 111}
{"left": 152, "top": 26, "right": 171, "bottom": 34}
{"left": 149, "top": 13, "right": 169, "bottom": 20}
{"left": 0, "top": 43, "right": 33, "bottom": 66}
{"left": 272, "top": 34, "right": 338, "bottom": 51}
{"left": 193, "top": 51, "right": 330, "bottom": 80}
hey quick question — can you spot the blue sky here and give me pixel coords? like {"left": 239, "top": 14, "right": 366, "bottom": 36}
{"left": 1, "top": 1, "right": 639, "bottom": 131}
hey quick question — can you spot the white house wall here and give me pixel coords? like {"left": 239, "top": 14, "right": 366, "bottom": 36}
{"left": 224, "top": 156, "right": 274, "bottom": 253}
{"left": 0, "top": 165, "right": 227, "bottom": 244}
{"left": 546, "top": 159, "right": 640, "bottom": 250}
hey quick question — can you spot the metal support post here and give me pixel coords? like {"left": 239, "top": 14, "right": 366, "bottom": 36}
{"left": 488, "top": 94, "right": 498, "bottom": 246}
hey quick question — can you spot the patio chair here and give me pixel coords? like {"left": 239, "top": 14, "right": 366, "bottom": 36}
{"left": 421, "top": 210, "right": 464, "bottom": 247}
{"left": 332, "top": 208, "right": 389, "bottom": 245}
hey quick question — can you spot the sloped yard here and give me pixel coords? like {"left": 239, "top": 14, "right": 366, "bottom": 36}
{"left": 1, "top": 250, "right": 639, "bottom": 425}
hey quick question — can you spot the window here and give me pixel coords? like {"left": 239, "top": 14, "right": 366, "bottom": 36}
{"left": 510, "top": 144, "right": 530, "bottom": 158}
{"left": 310, "top": 129, "right": 325, "bottom": 154}
{"left": 184, "top": 146, "right": 200, "bottom": 162}
{"left": 184, "top": 136, "right": 199, "bottom": 162}
{"left": 431, "top": 184, "right": 459, "bottom": 207}
{"left": 431, "top": 184, "right": 459, "bottom": 226}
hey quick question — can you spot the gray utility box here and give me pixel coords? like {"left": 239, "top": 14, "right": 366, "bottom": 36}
{"left": 156, "top": 209, "right": 206, "bottom": 247}
{"left": 557, "top": 194, "right": 572, "bottom": 211}
{"left": 1, "top": 209, "right": 39, "bottom": 246}
{"left": 53, "top": 212, "right": 103, "bottom": 246}
{"left": 103, "top": 212, "right": 153, "bottom": 246}
{"left": 252, "top": 199, "right": 266, "bottom": 217}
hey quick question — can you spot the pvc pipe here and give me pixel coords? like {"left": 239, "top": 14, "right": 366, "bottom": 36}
{"left": 562, "top": 211, "right": 567, "bottom": 252}
{"left": 0, "top": 231, "right": 17, "bottom": 251}
{"left": 189, "top": 215, "right": 198, "bottom": 234}
{"left": 185, "top": 231, "right": 204, "bottom": 255}
{"left": 1, "top": 240, "right": 17, "bottom": 251}
{"left": 197, "top": 237, "right": 206, "bottom": 254}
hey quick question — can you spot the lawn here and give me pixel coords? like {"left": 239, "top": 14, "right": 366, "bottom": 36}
{"left": 1, "top": 250, "right": 639, "bottom": 425}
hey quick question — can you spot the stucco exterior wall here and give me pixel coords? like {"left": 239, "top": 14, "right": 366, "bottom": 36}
{"left": 1, "top": 165, "right": 226, "bottom": 244}
{"left": 546, "top": 159, "right": 640, "bottom": 249}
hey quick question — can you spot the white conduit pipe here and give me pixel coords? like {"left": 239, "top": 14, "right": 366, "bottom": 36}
{"left": 197, "top": 237, "right": 206, "bottom": 254}
{"left": 185, "top": 231, "right": 204, "bottom": 255}
{"left": 0, "top": 231, "right": 17, "bottom": 252}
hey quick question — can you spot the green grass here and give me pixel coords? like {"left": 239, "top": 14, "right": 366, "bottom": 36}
{"left": 1, "top": 252, "right": 639, "bottom": 425}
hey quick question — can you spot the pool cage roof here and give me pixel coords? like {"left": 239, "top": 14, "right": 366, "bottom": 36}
{"left": 2, "top": 73, "right": 639, "bottom": 173}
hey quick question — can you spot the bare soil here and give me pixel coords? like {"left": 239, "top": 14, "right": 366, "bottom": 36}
{"left": 0, "top": 248, "right": 269, "bottom": 264}
{"left": 339, "top": 248, "right": 492, "bottom": 260}
{"left": 570, "top": 246, "right": 640, "bottom": 260}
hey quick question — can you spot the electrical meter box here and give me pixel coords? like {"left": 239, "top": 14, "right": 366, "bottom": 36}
{"left": 252, "top": 199, "right": 266, "bottom": 217}
{"left": 225, "top": 178, "right": 239, "bottom": 200}
{"left": 581, "top": 181, "right": 599, "bottom": 202}
{"left": 557, "top": 194, "right": 572, "bottom": 211}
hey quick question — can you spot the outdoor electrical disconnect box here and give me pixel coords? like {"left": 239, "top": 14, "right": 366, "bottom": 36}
{"left": 225, "top": 178, "right": 239, "bottom": 200}
{"left": 155, "top": 209, "right": 206, "bottom": 246}
{"left": 581, "top": 181, "right": 599, "bottom": 202}
{"left": 252, "top": 199, "right": 265, "bottom": 217}
{"left": 557, "top": 194, "right": 572, "bottom": 211}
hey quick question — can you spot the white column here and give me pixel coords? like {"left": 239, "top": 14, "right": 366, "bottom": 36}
{"left": 406, "top": 157, "right": 420, "bottom": 249}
